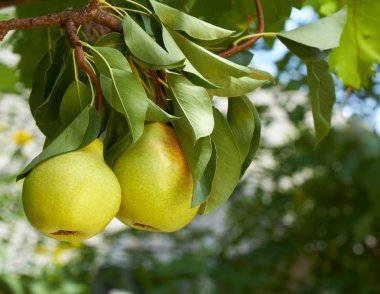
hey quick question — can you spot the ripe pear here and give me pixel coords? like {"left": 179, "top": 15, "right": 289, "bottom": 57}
{"left": 113, "top": 122, "right": 199, "bottom": 232}
{"left": 22, "top": 139, "right": 121, "bottom": 242}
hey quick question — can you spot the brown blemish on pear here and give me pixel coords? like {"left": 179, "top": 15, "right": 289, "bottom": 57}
{"left": 132, "top": 223, "right": 160, "bottom": 231}
{"left": 50, "top": 230, "right": 81, "bottom": 236}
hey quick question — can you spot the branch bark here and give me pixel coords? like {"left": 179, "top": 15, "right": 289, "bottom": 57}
{"left": 0, "top": 1, "right": 122, "bottom": 41}
{"left": 219, "top": 0, "right": 264, "bottom": 58}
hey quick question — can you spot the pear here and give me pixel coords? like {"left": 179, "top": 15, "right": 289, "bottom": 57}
{"left": 113, "top": 122, "right": 199, "bottom": 232}
{"left": 22, "top": 139, "right": 121, "bottom": 242}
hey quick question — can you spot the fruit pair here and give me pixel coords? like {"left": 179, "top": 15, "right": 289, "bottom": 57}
{"left": 22, "top": 123, "right": 199, "bottom": 242}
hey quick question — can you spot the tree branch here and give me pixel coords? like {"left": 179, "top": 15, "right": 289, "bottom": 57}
{"left": 0, "top": 0, "right": 121, "bottom": 41}
{"left": 65, "top": 18, "right": 103, "bottom": 116}
{"left": 93, "top": 10, "right": 123, "bottom": 33}
{"left": 219, "top": 0, "right": 264, "bottom": 58}
{"left": 0, "top": 0, "right": 119, "bottom": 116}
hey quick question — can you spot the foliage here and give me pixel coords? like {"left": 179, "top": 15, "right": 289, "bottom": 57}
{"left": 1, "top": 0, "right": 350, "bottom": 211}
{"left": 308, "top": 0, "right": 380, "bottom": 89}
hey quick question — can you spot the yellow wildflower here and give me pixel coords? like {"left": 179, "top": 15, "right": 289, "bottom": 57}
{"left": 11, "top": 129, "right": 33, "bottom": 145}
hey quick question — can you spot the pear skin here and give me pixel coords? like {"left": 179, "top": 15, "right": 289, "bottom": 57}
{"left": 113, "top": 122, "right": 199, "bottom": 232}
{"left": 22, "top": 139, "right": 121, "bottom": 242}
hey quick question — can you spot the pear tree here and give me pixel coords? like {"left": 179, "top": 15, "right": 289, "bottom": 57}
{"left": 0, "top": 0, "right": 375, "bottom": 240}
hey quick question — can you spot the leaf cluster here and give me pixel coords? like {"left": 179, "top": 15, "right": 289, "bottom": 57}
{"left": 0, "top": 0, "right": 351, "bottom": 213}
{"left": 16, "top": 0, "right": 273, "bottom": 214}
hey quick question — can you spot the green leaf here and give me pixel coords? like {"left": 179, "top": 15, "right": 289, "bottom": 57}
{"left": 189, "top": 138, "right": 213, "bottom": 181}
{"left": 91, "top": 46, "right": 148, "bottom": 142}
{"left": 105, "top": 132, "right": 133, "bottom": 168}
{"left": 169, "top": 80, "right": 214, "bottom": 206}
{"left": 59, "top": 80, "right": 92, "bottom": 128}
{"left": 168, "top": 73, "right": 214, "bottom": 140}
{"left": 227, "top": 96, "right": 255, "bottom": 163}
{"left": 277, "top": 37, "right": 331, "bottom": 62}
{"left": 123, "top": 13, "right": 184, "bottom": 69}
{"left": 192, "top": 144, "right": 216, "bottom": 207}
{"left": 100, "top": 71, "right": 148, "bottom": 143}
{"left": 168, "top": 28, "right": 271, "bottom": 96}
{"left": 329, "top": 3, "right": 380, "bottom": 88}
{"left": 17, "top": 106, "right": 100, "bottom": 181}
{"left": 11, "top": 0, "right": 85, "bottom": 86}
{"left": 240, "top": 96, "right": 261, "bottom": 175}
{"left": 94, "top": 32, "right": 126, "bottom": 52}
{"left": 207, "top": 71, "right": 271, "bottom": 97}
{"left": 145, "top": 99, "right": 180, "bottom": 122}
{"left": 227, "top": 50, "right": 254, "bottom": 66}
{"left": 160, "top": 0, "right": 196, "bottom": 13}
{"left": 174, "top": 123, "right": 213, "bottom": 207}
{"left": 262, "top": 0, "right": 303, "bottom": 32}
{"left": 33, "top": 38, "right": 74, "bottom": 139}
{"left": 278, "top": 8, "right": 347, "bottom": 62}
{"left": 167, "top": 0, "right": 253, "bottom": 31}
{"left": 28, "top": 51, "right": 53, "bottom": 116}
{"left": 199, "top": 108, "right": 241, "bottom": 214}
{"left": 150, "top": 0, "right": 234, "bottom": 41}
{"left": 29, "top": 36, "right": 70, "bottom": 118}
{"left": 103, "top": 109, "right": 129, "bottom": 152}
{"left": 168, "top": 28, "right": 251, "bottom": 79}
{"left": 91, "top": 46, "right": 131, "bottom": 72}
{"left": 306, "top": 60, "right": 336, "bottom": 145}
{"left": 161, "top": 25, "right": 218, "bottom": 88}
{"left": 34, "top": 74, "right": 74, "bottom": 139}
{"left": 10, "top": 27, "right": 59, "bottom": 88}
{"left": 278, "top": 8, "right": 347, "bottom": 50}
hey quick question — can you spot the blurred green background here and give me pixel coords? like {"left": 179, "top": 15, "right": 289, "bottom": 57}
{"left": 1, "top": 1, "right": 380, "bottom": 293}
{"left": 1, "top": 89, "right": 380, "bottom": 293}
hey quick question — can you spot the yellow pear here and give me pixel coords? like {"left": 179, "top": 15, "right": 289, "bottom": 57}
{"left": 22, "top": 139, "right": 121, "bottom": 242}
{"left": 113, "top": 122, "right": 199, "bottom": 232}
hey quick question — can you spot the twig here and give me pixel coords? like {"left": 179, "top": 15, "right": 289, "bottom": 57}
{"left": 93, "top": 10, "right": 123, "bottom": 31}
{"left": 65, "top": 19, "right": 103, "bottom": 115}
{"left": 150, "top": 70, "right": 164, "bottom": 107}
{"left": 127, "top": 56, "right": 154, "bottom": 98}
{"left": 157, "top": 70, "right": 169, "bottom": 89}
{"left": 232, "top": 32, "right": 277, "bottom": 46}
{"left": 219, "top": 0, "right": 264, "bottom": 58}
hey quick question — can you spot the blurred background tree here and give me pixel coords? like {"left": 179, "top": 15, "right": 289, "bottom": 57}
{"left": 1, "top": 0, "right": 380, "bottom": 293}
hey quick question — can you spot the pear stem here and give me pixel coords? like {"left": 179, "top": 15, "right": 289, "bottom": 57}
{"left": 150, "top": 70, "right": 165, "bottom": 108}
